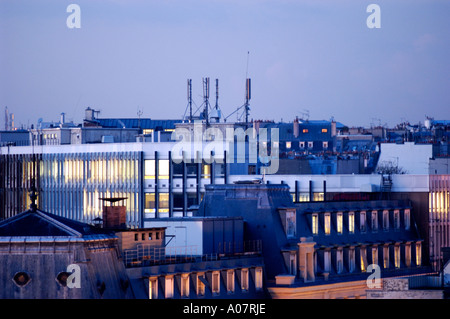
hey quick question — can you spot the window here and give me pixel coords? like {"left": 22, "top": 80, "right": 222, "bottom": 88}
{"left": 404, "top": 209, "right": 411, "bottom": 230}
{"left": 134, "top": 233, "right": 138, "bottom": 241}
{"left": 383, "top": 246, "right": 390, "bottom": 269}
{"left": 149, "top": 277, "right": 158, "bottom": 299}
{"left": 349, "top": 248, "right": 356, "bottom": 273}
{"left": 286, "top": 141, "right": 291, "bottom": 149}
{"left": 371, "top": 211, "right": 378, "bottom": 232}
{"left": 324, "top": 213, "right": 331, "bottom": 235}
{"left": 255, "top": 267, "right": 263, "bottom": 291}
{"left": 372, "top": 247, "right": 378, "bottom": 266}
{"left": 13, "top": 271, "right": 31, "bottom": 287}
{"left": 226, "top": 270, "right": 235, "bottom": 294}
{"left": 405, "top": 244, "right": 412, "bottom": 267}
{"left": 197, "top": 274, "right": 206, "bottom": 296}
{"left": 324, "top": 250, "right": 331, "bottom": 272}
{"left": 165, "top": 276, "right": 174, "bottom": 299}
{"left": 141, "top": 233, "right": 145, "bottom": 241}
{"left": 394, "top": 245, "right": 401, "bottom": 268}
{"left": 181, "top": 274, "right": 190, "bottom": 298}
{"left": 337, "top": 212, "right": 343, "bottom": 234}
{"left": 286, "top": 210, "right": 296, "bottom": 238}
{"left": 360, "top": 211, "right": 366, "bottom": 232}
{"left": 348, "top": 212, "right": 355, "bottom": 234}
{"left": 307, "top": 141, "right": 313, "bottom": 149}
{"left": 336, "top": 249, "right": 344, "bottom": 274}
{"left": 394, "top": 210, "right": 400, "bottom": 229}
{"left": 302, "top": 129, "right": 309, "bottom": 133}
{"left": 158, "top": 160, "right": 169, "bottom": 179}
{"left": 312, "top": 214, "right": 319, "bottom": 235}
{"left": 322, "top": 141, "right": 328, "bottom": 149}
{"left": 144, "top": 160, "right": 155, "bottom": 179}
{"left": 144, "top": 193, "right": 155, "bottom": 213}
{"left": 299, "top": 141, "right": 305, "bottom": 149}
{"left": 241, "top": 269, "right": 249, "bottom": 292}
{"left": 321, "top": 128, "right": 328, "bottom": 133}
{"left": 159, "top": 193, "right": 169, "bottom": 213}
{"left": 416, "top": 243, "right": 422, "bottom": 267}
{"left": 360, "top": 248, "right": 367, "bottom": 272}
{"left": 383, "top": 210, "right": 389, "bottom": 231}
{"left": 289, "top": 253, "right": 297, "bottom": 275}
{"left": 212, "top": 271, "right": 220, "bottom": 295}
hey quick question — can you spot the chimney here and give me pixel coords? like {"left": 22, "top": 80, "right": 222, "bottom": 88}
{"left": 331, "top": 121, "right": 336, "bottom": 137}
{"left": 293, "top": 117, "right": 299, "bottom": 138}
{"left": 100, "top": 197, "right": 127, "bottom": 229}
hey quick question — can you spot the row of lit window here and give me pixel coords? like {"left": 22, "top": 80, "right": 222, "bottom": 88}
{"left": 285, "top": 141, "right": 329, "bottom": 149}
{"left": 148, "top": 267, "right": 263, "bottom": 299}
{"left": 429, "top": 191, "right": 450, "bottom": 215}
{"left": 40, "top": 158, "right": 138, "bottom": 184}
{"left": 318, "top": 243, "right": 422, "bottom": 274}
{"left": 310, "top": 210, "right": 411, "bottom": 236}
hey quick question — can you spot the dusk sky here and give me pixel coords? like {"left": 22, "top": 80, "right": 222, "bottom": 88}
{"left": 1, "top": 0, "right": 449, "bottom": 129}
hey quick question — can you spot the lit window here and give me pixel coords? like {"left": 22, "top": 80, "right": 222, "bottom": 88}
{"left": 312, "top": 214, "right": 319, "bottom": 235}
{"left": 181, "top": 274, "right": 189, "bottom": 298}
{"left": 324, "top": 213, "right": 331, "bottom": 235}
{"left": 165, "top": 276, "right": 174, "bottom": 299}
{"left": 159, "top": 193, "right": 169, "bottom": 213}
{"left": 337, "top": 212, "right": 343, "bottom": 234}
{"left": 302, "top": 129, "right": 308, "bottom": 133}
{"left": 241, "top": 269, "right": 249, "bottom": 292}
{"left": 322, "top": 141, "right": 328, "bottom": 149}
{"left": 197, "top": 274, "right": 206, "bottom": 296}
{"left": 212, "top": 271, "right": 220, "bottom": 295}
{"left": 149, "top": 277, "right": 158, "bottom": 299}
{"left": 348, "top": 212, "right": 355, "bottom": 234}
{"left": 405, "top": 244, "right": 412, "bottom": 267}
{"left": 394, "top": 245, "right": 401, "bottom": 268}
{"left": 416, "top": 243, "right": 422, "bottom": 267}
{"left": 321, "top": 128, "right": 328, "bottom": 133}
{"left": 286, "top": 141, "right": 291, "bottom": 149}
{"left": 360, "top": 248, "right": 367, "bottom": 272}
{"left": 144, "top": 160, "right": 155, "bottom": 179}
{"left": 226, "top": 270, "right": 235, "bottom": 294}
{"left": 144, "top": 193, "right": 155, "bottom": 213}
{"left": 255, "top": 267, "right": 263, "bottom": 291}
{"left": 202, "top": 164, "right": 211, "bottom": 178}
{"left": 158, "top": 160, "right": 169, "bottom": 179}
{"left": 383, "top": 245, "right": 390, "bottom": 269}
{"left": 372, "top": 247, "right": 378, "bottom": 266}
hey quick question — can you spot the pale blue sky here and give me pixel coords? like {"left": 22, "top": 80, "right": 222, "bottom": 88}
{"left": 1, "top": 0, "right": 449, "bottom": 128}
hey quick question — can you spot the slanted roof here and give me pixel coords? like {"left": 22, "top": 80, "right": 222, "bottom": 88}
{"left": 0, "top": 209, "right": 115, "bottom": 239}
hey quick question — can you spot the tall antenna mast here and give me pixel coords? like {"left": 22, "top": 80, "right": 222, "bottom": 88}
{"left": 203, "top": 77, "right": 210, "bottom": 126}
{"left": 187, "top": 79, "right": 193, "bottom": 122}
{"left": 245, "top": 51, "right": 251, "bottom": 126}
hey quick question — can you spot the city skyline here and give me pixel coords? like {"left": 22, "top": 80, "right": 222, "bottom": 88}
{"left": 1, "top": 0, "right": 450, "bottom": 130}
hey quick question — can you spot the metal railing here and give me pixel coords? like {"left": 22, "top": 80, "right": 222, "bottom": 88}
{"left": 124, "top": 240, "right": 262, "bottom": 268}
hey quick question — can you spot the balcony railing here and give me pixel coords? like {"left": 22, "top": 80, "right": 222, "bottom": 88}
{"left": 124, "top": 240, "right": 262, "bottom": 268}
